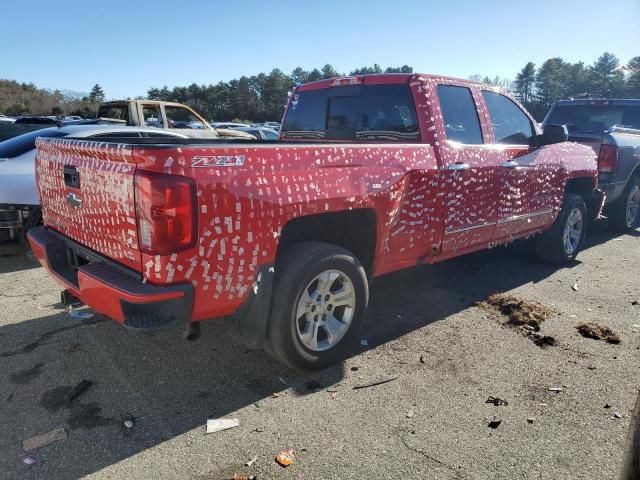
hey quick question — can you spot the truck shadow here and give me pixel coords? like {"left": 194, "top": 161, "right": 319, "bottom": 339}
{"left": 0, "top": 223, "right": 636, "bottom": 478}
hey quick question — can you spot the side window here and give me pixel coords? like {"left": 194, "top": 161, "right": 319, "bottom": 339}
{"left": 482, "top": 91, "right": 535, "bottom": 145}
{"left": 142, "top": 105, "right": 163, "bottom": 128}
{"left": 436, "top": 85, "right": 483, "bottom": 145}
{"left": 165, "top": 106, "right": 204, "bottom": 129}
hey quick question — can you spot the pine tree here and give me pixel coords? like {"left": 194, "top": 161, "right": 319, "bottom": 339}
{"left": 589, "top": 52, "right": 625, "bottom": 97}
{"left": 88, "top": 84, "right": 105, "bottom": 102}
{"left": 514, "top": 62, "right": 536, "bottom": 105}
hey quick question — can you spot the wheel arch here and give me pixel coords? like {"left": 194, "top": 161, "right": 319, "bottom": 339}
{"left": 276, "top": 209, "right": 377, "bottom": 276}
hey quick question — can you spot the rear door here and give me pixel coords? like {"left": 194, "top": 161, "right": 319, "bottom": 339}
{"left": 435, "top": 84, "right": 501, "bottom": 254}
{"left": 481, "top": 90, "right": 556, "bottom": 240}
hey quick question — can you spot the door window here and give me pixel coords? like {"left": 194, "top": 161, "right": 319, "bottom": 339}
{"left": 165, "top": 106, "right": 204, "bottom": 129}
{"left": 142, "top": 105, "right": 163, "bottom": 128}
{"left": 436, "top": 85, "right": 483, "bottom": 145}
{"left": 482, "top": 91, "right": 535, "bottom": 145}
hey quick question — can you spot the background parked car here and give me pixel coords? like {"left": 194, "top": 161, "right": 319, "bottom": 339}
{"left": 543, "top": 99, "right": 640, "bottom": 231}
{"left": 210, "top": 122, "right": 249, "bottom": 130}
{"left": 0, "top": 125, "right": 188, "bottom": 242}
{"left": 229, "top": 125, "right": 279, "bottom": 140}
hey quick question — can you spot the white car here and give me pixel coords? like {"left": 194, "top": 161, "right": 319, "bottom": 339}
{"left": 0, "top": 125, "right": 188, "bottom": 241}
{"left": 210, "top": 122, "right": 249, "bottom": 130}
{"left": 0, "top": 115, "right": 15, "bottom": 123}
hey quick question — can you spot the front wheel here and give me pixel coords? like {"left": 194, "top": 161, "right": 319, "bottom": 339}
{"left": 607, "top": 177, "right": 640, "bottom": 232}
{"left": 534, "top": 194, "right": 587, "bottom": 265}
{"left": 266, "top": 242, "right": 369, "bottom": 370}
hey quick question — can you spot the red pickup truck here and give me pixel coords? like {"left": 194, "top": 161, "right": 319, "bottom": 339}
{"left": 28, "top": 74, "right": 602, "bottom": 369}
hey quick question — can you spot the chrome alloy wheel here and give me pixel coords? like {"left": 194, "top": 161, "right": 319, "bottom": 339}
{"left": 295, "top": 269, "right": 355, "bottom": 352}
{"left": 562, "top": 207, "right": 584, "bottom": 255}
{"left": 625, "top": 185, "right": 640, "bottom": 227}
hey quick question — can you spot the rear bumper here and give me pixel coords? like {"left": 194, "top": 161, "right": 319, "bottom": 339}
{"left": 27, "top": 226, "right": 193, "bottom": 330}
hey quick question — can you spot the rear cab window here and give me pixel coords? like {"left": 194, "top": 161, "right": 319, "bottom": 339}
{"left": 281, "top": 84, "right": 420, "bottom": 141}
{"left": 436, "top": 85, "right": 483, "bottom": 145}
{"left": 546, "top": 103, "right": 640, "bottom": 133}
{"left": 98, "top": 106, "right": 129, "bottom": 123}
{"left": 482, "top": 90, "right": 535, "bottom": 145}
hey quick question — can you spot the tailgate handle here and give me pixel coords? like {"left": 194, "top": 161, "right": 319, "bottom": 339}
{"left": 64, "top": 165, "right": 80, "bottom": 189}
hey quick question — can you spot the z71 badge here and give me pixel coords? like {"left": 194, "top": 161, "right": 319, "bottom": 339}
{"left": 191, "top": 155, "right": 245, "bottom": 167}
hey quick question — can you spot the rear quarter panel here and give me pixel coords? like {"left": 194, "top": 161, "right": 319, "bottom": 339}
{"left": 132, "top": 143, "right": 441, "bottom": 320}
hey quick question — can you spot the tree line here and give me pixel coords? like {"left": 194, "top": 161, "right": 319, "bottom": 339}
{"left": 147, "top": 64, "right": 414, "bottom": 122}
{"left": 511, "top": 52, "right": 640, "bottom": 119}
{"left": 1, "top": 54, "right": 638, "bottom": 122}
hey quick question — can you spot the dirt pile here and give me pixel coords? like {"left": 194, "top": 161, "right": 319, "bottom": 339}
{"left": 576, "top": 322, "right": 621, "bottom": 344}
{"left": 480, "top": 293, "right": 555, "bottom": 347}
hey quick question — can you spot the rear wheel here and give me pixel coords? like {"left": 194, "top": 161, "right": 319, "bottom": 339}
{"left": 266, "top": 242, "right": 368, "bottom": 370}
{"left": 534, "top": 194, "right": 587, "bottom": 265}
{"left": 608, "top": 176, "right": 640, "bottom": 232}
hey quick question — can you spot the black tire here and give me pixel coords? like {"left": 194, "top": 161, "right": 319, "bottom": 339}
{"left": 533, "top": 194, "right": 587, "bottom": 265}
{"left": 266, "top": 242, "right": 369, "bottom": 370}
{"left": 607, "top": 176, "right": 640, "bottom": 232}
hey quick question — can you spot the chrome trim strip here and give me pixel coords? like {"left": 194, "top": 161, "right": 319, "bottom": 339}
{"left": 497, "top": 209, "right": 553, "bottom": 225}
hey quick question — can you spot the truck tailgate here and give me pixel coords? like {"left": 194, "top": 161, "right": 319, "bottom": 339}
{"left": 36, "top": 138, "right": 141, "bottom": 271}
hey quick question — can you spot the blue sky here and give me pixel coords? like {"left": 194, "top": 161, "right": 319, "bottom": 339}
{"left": 2, "top": 0, "right": 639, "bottom": 98}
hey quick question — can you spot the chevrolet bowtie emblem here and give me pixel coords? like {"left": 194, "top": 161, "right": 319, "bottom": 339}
{"left": 66, "top": 192, "right": 82, "bottom": 209}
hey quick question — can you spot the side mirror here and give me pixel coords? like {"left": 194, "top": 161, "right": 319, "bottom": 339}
{"left": 540, "top": 124, "right": 568, "bottom": 145}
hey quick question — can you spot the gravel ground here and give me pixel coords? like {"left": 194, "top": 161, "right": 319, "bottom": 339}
{"left": 0, "top": 222, "right": 638, "bottom": 480}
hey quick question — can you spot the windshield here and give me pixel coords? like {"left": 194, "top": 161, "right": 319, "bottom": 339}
{"left": 0, "top": 129, "right": 68, "bottom": 158}
{"left": 546, "top": 104, "right": 640, "bottom": 133}
{"left": 281, "top": 84, "right": 420, "bottom": 141}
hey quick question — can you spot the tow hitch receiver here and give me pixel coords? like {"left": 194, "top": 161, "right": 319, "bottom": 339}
{"left": 61, "top": 289, "right": 83, "bottom": 308}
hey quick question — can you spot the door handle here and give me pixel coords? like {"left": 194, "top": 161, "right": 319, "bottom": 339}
{"left": 447, "top": 163, "right": 470, "bottom": 171}
{"left": 501, "top": 161, "right": 519, "bottom": 169}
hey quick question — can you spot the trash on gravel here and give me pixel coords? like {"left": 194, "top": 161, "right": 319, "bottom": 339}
{"left": 231, "top": 474, "right": 254, "bottom": 480}
{"left": 548, "top": 387, "right": 563, "bottom": 392}
{"left": 420, "top": 355, "right": 426, "bottom": 364}
{"left": 572, "top": 282, "right": 579, "bottom": 291}
{"left": 22, "top": 427, "right": 67, "bottom": 452}
{"left": 538, "top": 403, "right": 548, "bottom": 407}
{"left": 360, "top": 339, "right": 369, "bottom": 346}
{"left": 604, "top": 404, "right": 612, "bottom": 409}
{"left": 632, "top": 300, "right": 639, "bottom": 306}
{"left": 245, "top": 456, "right": 258, "bottom": 467}
{"left": 350, "top": 366, "right": 359, "bottom": 372}
{"left": 124, "top": 420, "right": 134, "bottom": 429}
{"left": 527, "top": 418, "right": 535, "bottom": 424}
{"left": 488, "top": 417, "right": 502, "bottom": 429}
{"left": 576, "top": 322, "right": 621, "bottom": 344}
{"left": 271, "top": 392, "right": 281, "bottom": 398}
{"left": 486, "top": 396, "right": 509, "bottom": 406}
{"left": 406, "top": 409, "right": 415, "bottom": 418}
{"left": 206, "top": 418, "right": 239, "bottom": 434}
{"left": 69, "top": 308, "right": 95, "bottom": 320}
{"left": 613, "top": 411, "right": 622, "bottom": 419}
{"left": 353, "top": 377, "right": 398, "bottom": 390}
{"left": 22, "top": 456, "right": 37, "bottom": 465}
{"left": 65, "top": 379, "right": 92, "bottom": 404}
{"left": 275, "top": 449, "right": 295, "bottom": 467}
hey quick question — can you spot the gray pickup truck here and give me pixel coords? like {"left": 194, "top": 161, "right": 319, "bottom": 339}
{"left": 544, "top": 99, "right": 640, "bottom": 231}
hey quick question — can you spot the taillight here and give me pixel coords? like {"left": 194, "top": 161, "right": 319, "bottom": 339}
{"left": 135, "top": 171, "right": 197, "bottom": 255}
{"left": 597, "top": 144, "right": 618, "bottom": 174}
